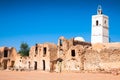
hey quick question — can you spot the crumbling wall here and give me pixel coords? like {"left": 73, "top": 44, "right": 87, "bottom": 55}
{"left": 29, "top": 43, "right": 57, "bottom": 71}
{"left": 7, "top": 47, "right": 17, "bottom": 70}
{"left": 56, "top": 36, "right": 91, "bottom": 72}
{"left": 58, "top": 36, "right": 69, "bottom": 51}
{"left": 14, "top": 55, "right": 31, "bottom": 71}
{"left": 49, "top": 43, "right": 57, "bottom": 61}
{"left": 84, "top": 48, "right": 101, "bottom": 71}
{"left": 63, "top": 45, "right": 84, "bottom": 71}
{"left": 0, "top": 47, "right": 17, "bottom": 70}
{"left": 84, "top": 44, "right": 120, "bottom": 73}
{"left": 99, "top": 48, "right": 120, "bottom": 71}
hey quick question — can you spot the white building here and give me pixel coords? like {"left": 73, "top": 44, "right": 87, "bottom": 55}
{"left": 91, "top": 5, "right": 109, "bottom": 43}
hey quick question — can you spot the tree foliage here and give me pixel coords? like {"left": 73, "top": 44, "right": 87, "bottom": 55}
{"left": 19, "top": 42, "right": 30, "bottom": 56}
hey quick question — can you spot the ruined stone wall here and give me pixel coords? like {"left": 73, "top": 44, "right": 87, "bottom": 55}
{"left": 56, "top": 36, "right": 91, "bottom": 72}
{"left": 0, "top": 37, "right": 120, "bottom": 73}
{"left": 84, "top": 43, "right": 120, "bottom": 72}
{"left": 84, "top": 48, "right": 101, "bottom": 71}
{"left": 0, "top": 47, "right": 17, "bottom": 70}
{"left": 29, "top": 46, "right": 36, "bottom": 59}
{"left": 14, "top": 55, "right": 31, "bottom": 70}
{"left": 58, "top": 36, "right": 69, "bottom": 51}
{"left": 63, "top": 45, "right": 84, "bottom": 71}
{"left": 0, "top": 47, "right": 4, "bottom": 69}
{"left": 29, "top": 43, "right": 57, "bottom": 71}
{"left": 40, "top": 43, "right": 52, "bottom": 71}
{"left": 9, "top": 48, "right": 17, "bottom": 61}
{"left": 14, "top": 54, "right": 23, "bottom": 69}
{"left": 48, "top": 43, "right": 57, "bottom": 61}
{"left": 0, "top": 47, "right": 7, "bottom": 58}
{"left": 99, "top": 48, "right": 120, "bottom": 71}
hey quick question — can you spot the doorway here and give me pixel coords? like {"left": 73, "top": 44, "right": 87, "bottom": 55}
{"left": 34, "top": 61, "right": 37, "bottom": 70}
{"left": 3, "top": 60, "right": 8, "bottom": 69}
{"left": 43, "top": 60, "right": 45, "bottom": 70}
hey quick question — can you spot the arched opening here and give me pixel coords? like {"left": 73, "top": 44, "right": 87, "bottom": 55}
{"left": 43, "top": 60, "right": 45, "bottom": 70}
{"left": 96, "top": 20, "right": 99, "bottom": 26}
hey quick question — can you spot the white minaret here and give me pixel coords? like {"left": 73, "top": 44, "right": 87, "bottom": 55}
{"left": 91, "top": 5, "right": 109, "bottom": 43}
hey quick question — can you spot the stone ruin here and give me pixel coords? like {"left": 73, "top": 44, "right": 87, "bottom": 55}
{"left": 0, "top": 36, "right": 120, "bottom": 75}
{"left": 29, "top": 43, "right": 57, "bottom": 71}
{"left": 0, "top": 47, "right": 16, "bottom": 70}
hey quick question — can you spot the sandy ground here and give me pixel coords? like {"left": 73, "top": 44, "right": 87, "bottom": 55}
{"left": 0, "top": 71, "right": 120, "bottom": 80}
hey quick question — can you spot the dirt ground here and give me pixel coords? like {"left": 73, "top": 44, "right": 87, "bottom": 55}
{"left": 0, "top": 71, "right": 120, "bottom": 80}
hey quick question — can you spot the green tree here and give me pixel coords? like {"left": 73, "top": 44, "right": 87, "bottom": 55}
{"left": 19, "top": 42, "right": 30, "bottom": 56}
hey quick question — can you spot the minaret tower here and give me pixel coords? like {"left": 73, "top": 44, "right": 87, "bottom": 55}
{"left": 91, "top": 5, "right": 109, "bottom": 43}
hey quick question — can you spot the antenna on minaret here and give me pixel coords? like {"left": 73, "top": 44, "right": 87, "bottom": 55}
{"left": 97, "top": 5, "right": 102, "bottom": 15}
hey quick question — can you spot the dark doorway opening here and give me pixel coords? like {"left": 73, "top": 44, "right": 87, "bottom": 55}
{"left": 3, "top": 60, "right": 8, "bottom": 69}
{"left": 71, "top": 50, "right": 75, "bottom": 57}
{"left": 60, "top": 39, "right": 62, "bottom": 46}
{"left": 43, "top": 60, "right": 45, "bottom": 70}
{"left": 35, "top": 44, "right": 38, "bottom": 54}
{"left": 43, "top": 47, "right": 47, "bottom": 57}
{"left": 34, "top": 61, "right": 37, "bottom": 70}
{"left": 4, "top": 50, "right": 8, "bottom": 57}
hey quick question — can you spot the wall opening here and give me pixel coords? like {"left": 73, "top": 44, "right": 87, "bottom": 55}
{"left": 60, "top": 39, "right": 63, "bottom": 46}
{"left": 35, "top": 44, "right": 38, "bottom": 54}
{"left": 4, "top": 50, "right": 8, "bottom": 57}
{"left": 71, "top": 50, "right": 75, "bottom": 57}
{"left": 43, "top": 47, "right": 47, "bottom": 57}
{"left": 10, "top": 61, "right": 15, "bottom": 67}
{"left": 3, "top": 60, "right": 7, "bottom": 69}
{"left": 43, "top": 60, "right": 45, "bottom": 70}
{"left": 96, "top": 20, "right": 99, "bottom": 26}
{"left": 34, "top": 61, "right": 37, "bottom": 70}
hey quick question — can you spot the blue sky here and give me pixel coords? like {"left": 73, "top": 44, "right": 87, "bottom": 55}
{"left": 0, "top": 0, "right": 120, "bottom": 51}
